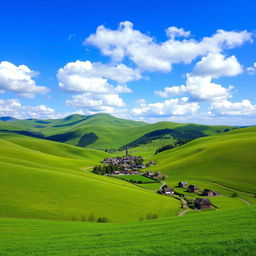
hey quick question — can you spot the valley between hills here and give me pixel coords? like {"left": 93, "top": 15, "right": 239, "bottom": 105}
{"left": 0, "top": 113, "right": 255, "bottom": 256}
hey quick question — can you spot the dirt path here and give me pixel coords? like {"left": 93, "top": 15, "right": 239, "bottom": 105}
{"left": 206, "top": 181, "right": 253, "bottom": 206}
{"left": 81, "top": 166, "right": 93, "bottom": 172}
{"left": 207, "top": 181, "right": 254, "bottom": 196}
{"left": 238, "top": 197, "right": 252, "bottom": 206}
{"left": 178, "top": 209, "right": 191, "bottom": 216}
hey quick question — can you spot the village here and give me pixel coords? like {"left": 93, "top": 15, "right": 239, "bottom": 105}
{"left": 93, "top": 149, "right": 220, "bottom": 211}
{"left": 95, "top": 148, "right": 160, "bottom": 176}
{"left": 160, "top": 181, "right": 220, "bottom": 210}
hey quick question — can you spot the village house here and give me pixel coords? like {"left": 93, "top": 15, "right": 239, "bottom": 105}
{"left": 153, "top": 171, "right": 161, "bottom": 177}
{"left": 149, "top": 160, "right": 157, "bottom": 165}
{"left": 178, "top": 181, "right": 187, "bottom": 188}
{"left": 161, "top": 185, "right": 174, "bottom": 195}
{"left": 194, "top": 198, "right": 212, "bottom": 209}
{"left": 101, "top": 155, "right": 145, "bottom": 175}
{"left": 202, "top": 189, "right": 219, "bottom": 197}
{"left": 143, "top": 171, "right": 154, "bottom": 177}
{"left": 187, "top": 185, "right": 200, "bottom": 193}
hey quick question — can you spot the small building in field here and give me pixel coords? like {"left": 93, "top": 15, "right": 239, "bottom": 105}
{"left": 154, "top": 171, "right": 161, "bottom": 177}
{"left": 202, "top": 189, "right": 219, "bottom": 197}
{"left": 161, "top": 185, "right": 174, "bottom": 195}
{"left": 194, "top": 198, "right": 212, "bottom": 209}
{"left": 178, "top": 181, "right": 187, "bottom": 188}
{"left": 144, "top": 171, "right": 153, "bottom": 177}
{"left": 187, "top": 185, "right": 200, "bottom": 193}
{"left": 149, "top": 160, "right": 157, "bottom": 165}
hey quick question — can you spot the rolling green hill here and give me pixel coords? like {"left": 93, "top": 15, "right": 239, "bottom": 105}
{"left": 0, "top": 116, "right": 255, "bottom": 256}
{"left": 0, "top": 132, "right": 180, "bottom": 222}
{"left": 146, "top": 126, "right": 256, "bottom": 193}
{"left": 0, "top": 206, "right": 255, "bottom": 256}
{"left": 0, "top": 113, "right": 235, "bottom": 149}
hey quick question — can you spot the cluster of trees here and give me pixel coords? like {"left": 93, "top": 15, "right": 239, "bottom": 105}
{"left": 155, "top": 144, "right": 175, "bottom": 154}
{"left": 155, "top": 139, "right": 193, "bottom": 154}
{"left": 92, "top": 164, "right": 120, "bottom": 175}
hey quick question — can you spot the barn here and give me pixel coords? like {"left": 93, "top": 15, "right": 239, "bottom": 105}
{"left": 187, "top": 185, "right": 200, "bottom": 193}
{"left": 194, "top": 198, "right": 212, "bottom": 209}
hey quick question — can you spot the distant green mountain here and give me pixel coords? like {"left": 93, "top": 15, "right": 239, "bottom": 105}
{"left": 0, "top": 113, "right": 236, "bottom": 149}
{"left": 0, "top": 116, "right": 17, "bottom": 122}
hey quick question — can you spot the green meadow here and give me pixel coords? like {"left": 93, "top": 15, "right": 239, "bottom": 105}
{"left": 0, "top": 206, "right": 255, "bottom": 256}
{"left": 146, "top": 126, "right": 256, "bottom": 193}
{"left": 113, "top": 174, "right": 159, "bottom": 183}
{"left": 0, "top": 114, "right": 255, "bottom": 255}
{"left": 0, "top": 132, "right": 180, "bottom": 222}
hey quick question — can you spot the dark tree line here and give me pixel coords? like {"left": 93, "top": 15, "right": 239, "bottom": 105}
{"left": 93, "top": 164, "right": 120, "bottom": 175}
{"left": 155, "top": 139, "right": 193, "bottom": 154}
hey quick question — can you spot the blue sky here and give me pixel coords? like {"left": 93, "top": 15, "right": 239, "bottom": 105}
{"left": 0, "top": 0, "right": 256, "bottom": 125}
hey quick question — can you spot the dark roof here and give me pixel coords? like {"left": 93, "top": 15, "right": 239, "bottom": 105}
{"left": 188, "top": 184, "right": 200, "bottom": 190}
{"left": 162, "top": 185, "right": 174, "bottom": 192}
{"left": 179, "top": 181, "right": 187, "bottom": 185}
{"left": 194, "top": 198, "right": 211, "bottom": 205}
{"left": 203, "top": 189, "right": 213, "bottom": 193}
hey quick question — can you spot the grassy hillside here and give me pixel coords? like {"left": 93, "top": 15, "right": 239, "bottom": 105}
{"left": 0, "top": 206, "right": 255, "bottom": 256}
{"left": 0, "top": 132, "right": 180, "bottom": 222}
{"left": 0, "top": 113, "right": 235, "bottom": 149}
{"left": 147, "top": 126, "right": 256, "bottom": 193}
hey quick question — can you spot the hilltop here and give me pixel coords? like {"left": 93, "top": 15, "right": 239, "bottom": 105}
{"left": 0, "top": 113, "right": 236, "bottom": 149}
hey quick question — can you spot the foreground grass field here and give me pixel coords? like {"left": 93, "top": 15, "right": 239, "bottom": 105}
{"left": 0, "top": 206, "right": 255, "bottom": 256}
{"left": 0, "top": 132, "right": 180, "bottom": 222}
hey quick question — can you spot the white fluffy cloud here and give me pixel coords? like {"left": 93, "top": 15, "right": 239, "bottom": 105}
{"left": 192, "top": 53, "right": 243, "bottom": 77}
{"left": 85, "top": 21, "right": 252, "bottom": 72}
{"left": 166, "top": 26, "right": 191, "bottom": 39}
{"left": 131, "top": 97, "right": 199, "bottom": 117}
{"left": 155, "top": 74, "right": 233, "bottom": 102}
{"left": 209, "top": 100, "right": 256, "bottom": 116}
{"left": 57, "top": 60, "right": 133, "bottom": 116}
{"left": 66, "top": 93, "right": 126, "bottom": 115}
{"left": 57, "top": 60, "right": 139, "bottom": 93}
{"left": 0, "top": 99, "right": 56, "bottom": 119}
{"left": 246, "top": 62, "right": 256, "bottom": 74}
{"left": 0, "top": 61, "right": 49, "bottom": 98}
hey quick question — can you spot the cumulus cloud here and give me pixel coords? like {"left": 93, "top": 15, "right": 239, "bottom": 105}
{"left": 66, "top": 93, "right": 126, "bottom": 115}
{"left": 0, "top": 99, "right": 91, "bottom": 119}
{"left": 0, "top": 61, "right": 49, "bottom": 98}
{"left": 85, "top": 21, "right": 252, "bottom": 72}
{"left": 0, "top": 99, "right": 56, "bottom": 119}
{"left": 57, "top": 60, "right": 139, "bottom": 93}
{"left": 192, "top": 53, "right": 243, "bottom": 77}
{"left": 166, "top": 26, "right": 191, "bottom": 39}
{"left": 155, "top": 74, "right": 233, "bottom": 102}
{"left": 246, "top": 62, "right": 256, "bottom": 74}
{"left": 209, "top": 99, "right": 256, "bottom": 116}
{"left": 57, "top": 60, "right": 135, "bottom": 117}
{"left": 131, "top": 97, "right": 199, "bottom": 117}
